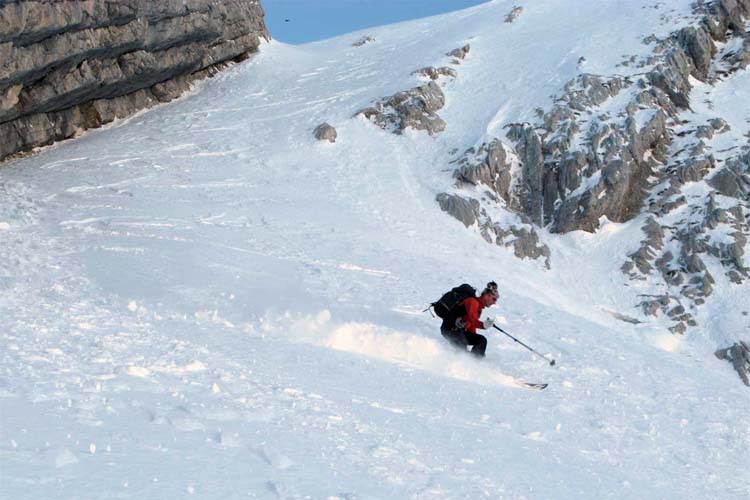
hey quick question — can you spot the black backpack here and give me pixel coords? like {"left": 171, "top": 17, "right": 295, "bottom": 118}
{"left": 430, "top": 284, "right": 476, "bottom": 319}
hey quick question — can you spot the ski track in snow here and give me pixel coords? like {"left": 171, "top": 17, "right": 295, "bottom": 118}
{"left": 1, "top": 0, "right": 749, "bottom": 498}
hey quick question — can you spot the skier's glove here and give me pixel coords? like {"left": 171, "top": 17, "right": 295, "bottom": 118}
{"left": 483, "top": 317, "right": 494, "bottom": 329}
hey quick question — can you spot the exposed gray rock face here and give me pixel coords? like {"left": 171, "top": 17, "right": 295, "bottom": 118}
{"left": 436, "top": 193, "right": 479, "bottom": 228}
{"left": 647, "top": 40, "right": 697, "bottom": 109}
{"left": 313, "top": 123, "right": 337, "bottom": 143}
{"left": 678, "top": 26, "right": 715, "bottom": 80}
{"left": 715, "top": 341, "right": 750, "bottom": 387}
{"left": 703, "top": 0, "right": 750, "bottom": 41}
{"left": 506, "top": 123, "right": 545, "bottom": 226}
{"left": 489, "top": 72, "right": 674, "bottom": 233}
{"left": 676, "top": 156, "right": 713, "bottom": 183}
{"left": 490, "top": 223, "right": 551, "bottom": 268}
{"left": 694, "top": 125, "right": 714, "bottom": 140}
{"left": 637, "top": 294, "right": 671, "bottom": 317}
{"left": 437, "top": 191, "right": 550, "bottom": 268}
{"left": 453, "top": 139, "right": 512, "bottom": 202}
{"left": 622, "top": 217, "right": 664, "bottom": 275}
{"left": 709, "top": 151, "right": 750, "bottom": 200}
{"left": 546, "top": 105, "right": 670, "bottom": 233}
{"left": 357, "top": 81, "right": 446, "bottom": 135}
{"left": 440, "top": 135, "right": 551, "bottom": 267}
{"left": 0, "top": 0, "right": 268, "bottom": 161}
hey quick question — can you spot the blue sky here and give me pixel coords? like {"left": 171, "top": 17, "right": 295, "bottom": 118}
{"left": 263, "top": 0, "right": 488, "bottom": 44}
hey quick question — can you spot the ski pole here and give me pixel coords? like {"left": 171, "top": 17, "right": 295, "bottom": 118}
{"left": 493, "top": 325, "right": 556, "bottom": 366}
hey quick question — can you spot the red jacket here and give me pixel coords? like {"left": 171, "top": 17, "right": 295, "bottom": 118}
{"left": 460, "top": 297, "right": 485, "bottom": 333}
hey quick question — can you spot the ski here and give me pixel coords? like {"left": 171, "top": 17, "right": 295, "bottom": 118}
{"left": 518, "top": 382, "right": 548, "bottom": 390}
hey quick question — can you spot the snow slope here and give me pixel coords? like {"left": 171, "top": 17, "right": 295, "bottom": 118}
{"left": 1, "top": 0, "right": 748, "bottom": 498}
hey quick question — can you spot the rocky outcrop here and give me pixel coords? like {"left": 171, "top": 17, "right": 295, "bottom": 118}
{"left": 507, "top": 73, "right": 674, "bottom": 233}
{"left": 438, "top": 139, "right": 551, "bottom": 267}
{"left": 0, "top": 0, "right": 268, "bottom": 161}
{"left": 436, "top": 0, "right": 750, "bottom": 330}
{"left": 357, "top": 49, "right": 461, "bottom": 136}
{"left": 357, "top": 81, "right": 446, "bottom": 135}
{"left": 634, "top": 293, "right": 696, "bottom": 333}
{"left": 453, "top": 139, "right": 512, "bottom": 202}
{"left": 488, "top": 223, "right": 551, "bottom": 268}
{"left": 624, "top": 176, "right": 748, "bottom": 326}
{"left": 483, "top": 1, "right": 749, "bottom": 238}
{"left": 709, "top": 150, "right": 750, "bottom": 200}
{"left": 437, "top": 190, "right": 550, "bottom": 268}
{"left": 412, "top": 66, "right": 457, "bottom": 81}
{"left": 715, "top": 341, "right": 750, "bottom": 387}
{"left": 436, "top": 193, "right": 480, "bottom": 228}
{"left": 622, "top": 217, "right": 664, "bottom": 276}
{"left": 446, "top": 44, "right": 470, "bottom": 61}
{"left": 353, "top": 36, "right": 375, "bottom": 47}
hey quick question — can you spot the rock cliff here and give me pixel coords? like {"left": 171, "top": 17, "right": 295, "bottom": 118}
{"left": 0, "top": 0, "right": 268, "bottom": 161}
{"left": 436, "top": 0, "right": 749, "bottom": 332}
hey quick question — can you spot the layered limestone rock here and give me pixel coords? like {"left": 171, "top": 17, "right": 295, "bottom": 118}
{"left": 0, "top": 0, "right": 268, "bottom": 161}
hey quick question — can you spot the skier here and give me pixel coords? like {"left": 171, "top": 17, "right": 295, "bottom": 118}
{"left": 439, "top": 281, "right": 498, "bottom": 357}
